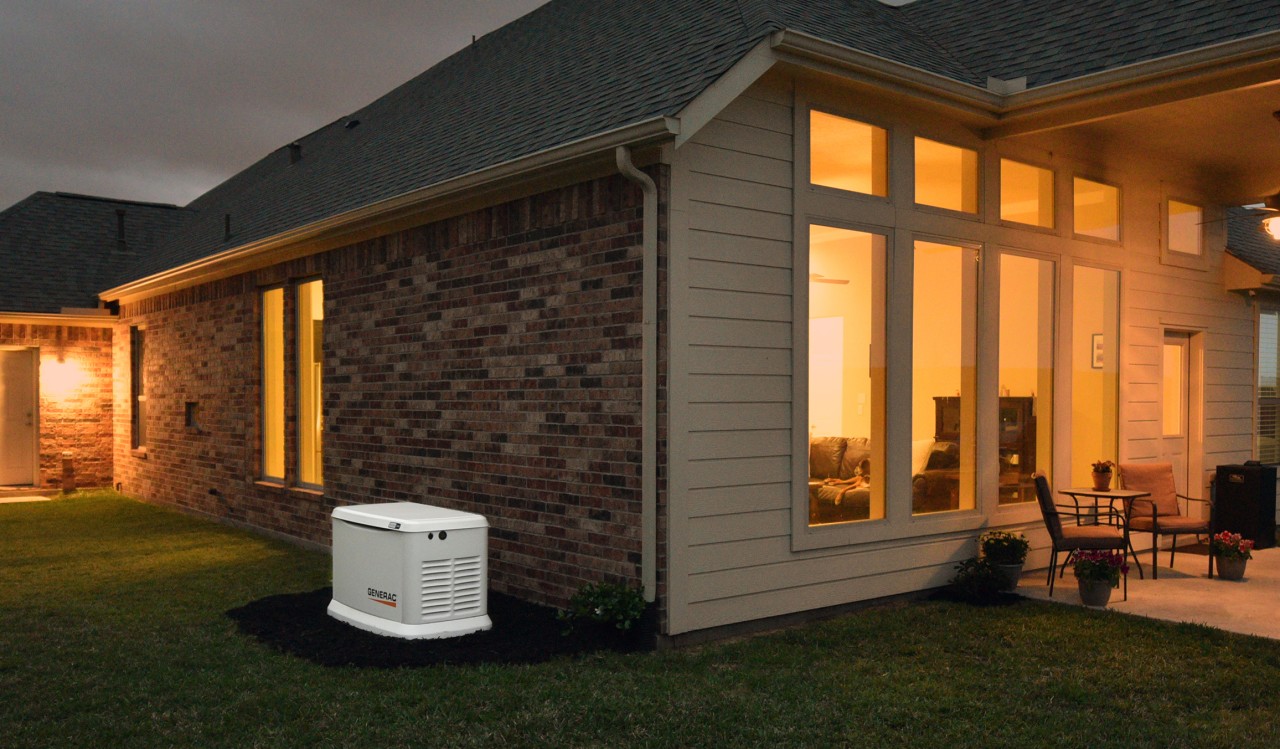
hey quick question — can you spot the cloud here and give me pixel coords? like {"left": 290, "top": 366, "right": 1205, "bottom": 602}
{"left": 0, "top": 0, "right": 548, "bottom": 209}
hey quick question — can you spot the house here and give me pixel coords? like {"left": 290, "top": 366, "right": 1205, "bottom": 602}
{"left": 5, "top": 0, "right": 1280, "bottom": 643}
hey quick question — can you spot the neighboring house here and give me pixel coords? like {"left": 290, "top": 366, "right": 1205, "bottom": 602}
{"left": 6, "top": 0, "right": 1280, "bottom": 642}
{"left": 0, "top": 193, "right": 183, "bottom": 490}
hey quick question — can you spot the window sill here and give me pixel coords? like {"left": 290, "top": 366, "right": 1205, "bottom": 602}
{"left": 130, "top": 448, "right": 148, "bottom": 460}
{"left": 289, "top": 485, "right": 325, "bottom": 499}
{"left": 254, "top": 479, "right": 287, "bottom": 490}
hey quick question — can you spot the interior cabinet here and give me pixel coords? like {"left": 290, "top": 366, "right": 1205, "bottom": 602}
{"left": 933, "top": 396, "right": 1037, "bottom": 503}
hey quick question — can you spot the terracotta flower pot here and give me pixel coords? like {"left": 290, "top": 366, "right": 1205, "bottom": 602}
{"left": 1077, "top": 578, "right": 1113, "bottom": 607}
{"left": 1091, "top": 471, "right": 1112, "bottom": 491}
{"left": 1216, "top": 556, "right": 1247, "bottom": 581}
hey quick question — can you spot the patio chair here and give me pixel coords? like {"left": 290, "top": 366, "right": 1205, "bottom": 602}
{"left": 1117, "top": 462, "right": 1213, "bottom": 580}
{"left": 1033, "top": 472, "right": 1128, "bottom": 599}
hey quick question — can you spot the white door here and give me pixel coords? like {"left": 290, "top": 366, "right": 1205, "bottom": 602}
{"left": 0, "top": 349, "right": 37, "bottom": 485}
{"left": 1161, "top": 332, "right": 1191, "bottom": 494}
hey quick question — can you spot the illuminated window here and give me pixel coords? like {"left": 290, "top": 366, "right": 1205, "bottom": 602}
{"left": 1168, "top": 200, "right": 1203, "bottom": 256}
{"left": 914, "top": 137, "right": 978, "bottom": 213}
{"left": 297, "top": 279, "right": 324, "bottom": 487}
{"left": 1258, "top": 311, "right": 1280, "bottom": 463}
{"left": 810, "top": 110, "right": 888, "bottom": 197}
{"left": 130, "top": 326, "right": 146, "bottom": 451}
{"left": 912, "top": 240, "right": 977, "bottom": 514}
{"left": 998, "top": 254, "right": 1055, "bottom": 504}
{"left": 808, "top": 225, "right": 886, "bottom": 525}
{"left": 1000, "top": 159, "right": 1053, "bottom": 228}
{"left": 1074, "top": 178, "right": 1121, "bottom": 241}
{"left": 1071, "top": 266, "right": 1120, "bottom": 487}
{"left": 262, "top": 288, "right": 285, "bottom": 481}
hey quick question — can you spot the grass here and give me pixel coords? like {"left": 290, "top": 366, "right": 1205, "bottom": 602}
{"left": 4, "top": 491, "right": 1280, "bottom": 748}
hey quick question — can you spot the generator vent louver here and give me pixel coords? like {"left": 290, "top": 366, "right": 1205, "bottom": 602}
{"left": 422, "top": 556, "right": 483, "bottom": 619}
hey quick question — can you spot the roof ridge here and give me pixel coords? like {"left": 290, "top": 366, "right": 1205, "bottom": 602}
{"left": 883, "top": 0, "right": 986, "bottom": 85}
{"left": 52, "top": 192, "right": 183, "bottom": 210}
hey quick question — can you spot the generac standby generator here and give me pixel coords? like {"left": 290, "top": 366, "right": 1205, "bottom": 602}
{"left": 327, "top": 502, "right": 492, "bottom": 639}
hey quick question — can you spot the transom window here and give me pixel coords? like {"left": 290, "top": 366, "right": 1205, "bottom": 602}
{"left": 914, "top": 138, "right": 978, "bottom": 213}
{"left": 1168, "top": 200, "right": 1203, "bottom": 256}
{"left": 809, "top": 110, "right": 888, "bottom": 197}
{"left": 1074, "top": 178, "right": 1121, "bottom": 241}
{"left": 1000, "top": 159, "right": 1054, "bottom": 228}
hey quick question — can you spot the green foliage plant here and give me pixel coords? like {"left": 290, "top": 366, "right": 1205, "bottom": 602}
{"left": 979, "top": 530, "right": 1030, "bottom": 565}
{"left": 558, "top": 581, "right": 647, "bottom": 633}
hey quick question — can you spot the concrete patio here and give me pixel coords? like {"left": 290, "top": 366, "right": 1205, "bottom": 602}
{"left": 1019, "top": 543, "right": 1280, "bottom": 640}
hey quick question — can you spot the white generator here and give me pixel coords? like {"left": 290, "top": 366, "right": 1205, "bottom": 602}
{"left": 327, "top": 502, "right": 492, "bottom": 639}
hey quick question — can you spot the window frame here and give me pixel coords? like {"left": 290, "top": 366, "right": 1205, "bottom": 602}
{"left": 296, "top": 278, "right": 324, "bottom": 489}
{"left": 260, "top": 286, "right": 286, "bottom": 482}
{"left": 1162, "top": 196, "right": 1211, "bottom": 270}
{"left": 805, "top": 105, "right": 893, "bottom": 204}
{"left": 912, "top": 135, "right": 981, "bottom": 217}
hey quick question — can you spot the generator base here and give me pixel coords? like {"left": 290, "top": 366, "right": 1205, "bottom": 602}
{"left": 327, "top": 600, "right": 492, "bottom": 640}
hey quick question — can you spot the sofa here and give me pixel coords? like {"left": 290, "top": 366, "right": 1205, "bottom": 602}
{"left": 808, "top": 436, "right": 872, "bottom": 523}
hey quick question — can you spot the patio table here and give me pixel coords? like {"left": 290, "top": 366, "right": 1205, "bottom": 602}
{"left": 1058, "top": 487, "right": 1149, "bottom": 527}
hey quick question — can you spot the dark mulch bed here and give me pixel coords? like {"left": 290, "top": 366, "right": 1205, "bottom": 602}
{"left": 227, "top": 588, "right": 654, "bottom": 668}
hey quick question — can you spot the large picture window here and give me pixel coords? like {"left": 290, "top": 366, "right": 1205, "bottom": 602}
{"left": 262, "top": 288, "right": 285, "bottom": 481}
{"left": 297, "top": 279, "right": 324, "bottom": 487}
{"left": 807, "top": 225, "right": 885, "bottom": 525}
{"left": 998, "top": 254, "right": 1055, "bottom": 504}
{"left": 912, "top": 240, "right": 978, "bottom": 514}
{"left": 1070, "top": 266, "right": 1120, "bottom": 487}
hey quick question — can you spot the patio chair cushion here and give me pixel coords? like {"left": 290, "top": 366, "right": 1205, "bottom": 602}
{"left": 1059, "top": 524, "right": 1126, "bottom": 549}
{"left": 1127, "top": 514, "right": 1208, "bottom": 533}
{"left": 1119, "top": 462, "right": 1182, "bottom": 517}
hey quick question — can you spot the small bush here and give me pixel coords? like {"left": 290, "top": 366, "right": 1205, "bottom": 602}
{"left": 947, "top": 557, "right": 1006, "bottom": 605}
{"left": 558, "top": 581, "right": 646, "bottom": 634}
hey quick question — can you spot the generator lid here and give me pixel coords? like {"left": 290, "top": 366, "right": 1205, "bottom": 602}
{"left": 333, "top": 502, "right": 488, "bottom": 532}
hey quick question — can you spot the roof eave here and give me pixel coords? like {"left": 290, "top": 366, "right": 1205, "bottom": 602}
{"left": 100, "top": 117, "right": 680, "bottom": 306}
{"left": 0, "top": 311, "right": 117, "bottom": 329}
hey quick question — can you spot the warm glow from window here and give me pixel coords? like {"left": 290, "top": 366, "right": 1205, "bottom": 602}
{"left": 912, "top": 240, "right": 977, "bottom": 514}
{"left": 998, "top": 254, "right": 1054, "bottom": 504}
{"left": 1258, "top": 311, "right": 1280, "bottom": 463}
{"left": 1073, "top": 178, "right": 1120, "bottom": 241}
{"left": 262, "top": 288, "right": 285, "bottom": 481}
{"left": 1168, "top": 200, "right": 1203, "bottom": 256}
{"left": 40, "top": 357, "right": 89, "bottom": 399}
{"left": 1070, "top": 266, "right": 1120, "bottom": 487}
{"left": 1163, "top": 342, "right": 1184, "bottom": 437}
{"left": 298, "top": 280, "right": 324, "bottom": 487}
{"left": 810, "top": 110, "right": 888, "bottom": 197}
{"left": 1000, "top": 159, "right": 1053, "bottom": 228}
{"left": 808, "top": 225, "right": 885, "bottom": 525}
{"left": 915, "top": 138, "right": 978, "bottom": 213}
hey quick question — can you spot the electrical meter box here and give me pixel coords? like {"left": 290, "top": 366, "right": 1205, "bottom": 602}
{"left": 327, "top": 502, "right": 491, "bottom": 639}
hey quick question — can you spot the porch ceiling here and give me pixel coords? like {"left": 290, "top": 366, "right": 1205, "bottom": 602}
{"left": 1019, "top": 79, "right": 1280, "bottom": 205}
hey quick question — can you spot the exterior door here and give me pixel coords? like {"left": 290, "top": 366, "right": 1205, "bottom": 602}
{"left": 1161, "top": 332, "right": 1191, "bottom": 494}
{"left": 0, "top": 349, "right": 37, "bottom": 485}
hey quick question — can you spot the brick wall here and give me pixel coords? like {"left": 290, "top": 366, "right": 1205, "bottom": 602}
{"left": 0, "top": 323, "right": 113, "bottom": 489}
{"left": 115, "top": 169, "right": 666, "bottom": 609}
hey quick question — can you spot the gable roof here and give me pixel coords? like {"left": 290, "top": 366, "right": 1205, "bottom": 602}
{"left": 0, "top": 192, "right": 184, "bottom": 314}
{"left": 29, "top": 0, "right": 1280, "bottom": 299}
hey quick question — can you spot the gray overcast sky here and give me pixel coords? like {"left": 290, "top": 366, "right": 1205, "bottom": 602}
{"left": 0, "top": 0, "right": 549, "bottom": 211}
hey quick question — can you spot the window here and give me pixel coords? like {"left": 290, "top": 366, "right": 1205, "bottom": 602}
{"left": 297, "top": 279, "right": 324, "bottom": 487}
{"left": 262, "top": 288, "right": 285, "bottom": 481}
{"left": 1258, "top": 310, "right": 1280, "bottom": 463}
{"left": 130, "top": 326, "right": 146, "bottom": 451}
{"left": 810, "top": 110, "right": 888, "bottom": 197}
{"left": 808, "top": 225, "right": 885, "bottom": 525}
{"left": 914, "top": 137, "right": 978, "bottom": 213}
{"left": 1073, "top": 178, "right": 1121, "bottom": 241}
{"left": 912, "top": 240, "right": 978, "bottom": 514}
{"left": 1167, "top": 200, "right": 1203, "bottom": 256}
{"left": 1000, "top": 159, "right": 1053, "bottom": 228}
{"left": 1162, "top": 341, "right": 1185, "bottom": 437}
{"left": 998, "top": 254, "right": 1054, "bottom": 504}
{"left": 1070, "top": 266, "right": 1120, "bottom": 487}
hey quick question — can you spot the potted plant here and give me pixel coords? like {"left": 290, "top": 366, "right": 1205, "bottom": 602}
{"left": 980, "top": 530, "right": 1030, "bottom": 591}
{"left": 1210, "top": 530, "right": 1254, "bottom": 581}
{"left": 1091, "top": 460, "right": 1114, "bottom": 491}
{"left": 1072, "top": 549, "right": 1127, "bottom": 607}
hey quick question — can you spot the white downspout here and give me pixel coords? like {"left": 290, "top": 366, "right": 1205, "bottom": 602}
{"left": 615, "top": 146, "right": 657, "bottom": 603}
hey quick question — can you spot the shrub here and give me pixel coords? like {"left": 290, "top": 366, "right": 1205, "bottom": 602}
{"left": 558, "top": 581, "right": 647, "bottom": 634}
{"left": 947, "top": 558, "right": 1006, "bottom": 604}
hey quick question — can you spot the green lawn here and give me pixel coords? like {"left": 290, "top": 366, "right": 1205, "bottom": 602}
{"left": 4, "top": 491, "right": 1280, "bottom": 748}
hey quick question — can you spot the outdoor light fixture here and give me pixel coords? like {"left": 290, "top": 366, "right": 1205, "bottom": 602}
{"left": 1264, "top": 215, "right": 1280, "bottom": 241}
